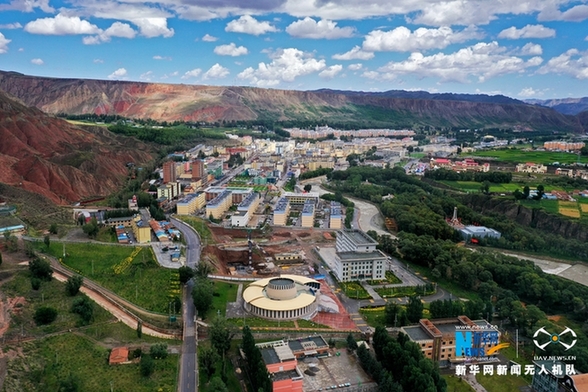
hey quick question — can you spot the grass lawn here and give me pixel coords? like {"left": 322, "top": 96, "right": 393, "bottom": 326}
{"left": 206, "top": 281, "right": 239, "bottom": 320}
{"left": 476, "top": 373, "right": 529, "bottom": 392}
{"left": 375, "top": 285, "right": 434, "bottom": 298}
{"left": 35, "top": 242, "right": 172, "bottom": 313}
{"left": 176, "top": 215, "right": 216, "bottom": 244}
{"left": 1, "top": 269, "right": 114, "bottom": 337}
{"left": 339, "top": 281, "right": 371, "bottom": 300}
{"left": 80, "top": 321, "right": 182, "bottom": 346}
{"left": 470, "top": 149, "right": 588, "bottom": 165}
{"left": 359, "top": 308, "right": 386, "bottom": 328}
{"left": 442, "top": 375, "right": 474, "bottom": 392}
{"left": 228, "top": 317, "right": 296, "bottom": 328}
{"left": 95, "top": 226, "right": 117, "bottom": 243}
{"left": 3, "top": 334, "right": 177, "bottom": 392}
{"left": 297, "top": 319, "right": 331, "bottom": 329}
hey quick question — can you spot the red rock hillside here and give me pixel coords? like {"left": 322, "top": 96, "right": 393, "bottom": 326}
{"left": 0, "top": 89, "right": 152, "bottom": 204}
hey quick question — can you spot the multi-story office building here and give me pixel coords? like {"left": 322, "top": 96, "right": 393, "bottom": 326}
{"left": 401, "top": 316, "right": 500, "bottom": 363}
{"left": 334, "top": 229, "right": 387, "bottom": 281}
{"left": 157, "top": 182, "right": 180, "bottom": 201}
{"left": 131, "top": 209, "right": 152, "bottom": 243}
{"left": 283, "top": 191, "right": 319, "bottom": 205}
{"left": 273, "top": 197, "right": 290, "bottom": 226}
{"left": 231, "top": 192, "right": 260, "bottom": 227}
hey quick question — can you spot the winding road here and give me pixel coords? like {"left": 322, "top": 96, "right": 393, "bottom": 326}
{"left": 170, "top": 216, "right": 201, "bottom": 392}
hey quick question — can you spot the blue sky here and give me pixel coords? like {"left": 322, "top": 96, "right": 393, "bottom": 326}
{"left": 0, "top": 0, "right": 587, "bottom": 99}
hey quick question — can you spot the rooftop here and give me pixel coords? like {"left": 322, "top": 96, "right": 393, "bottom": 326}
{"left": 340, "top": 229, "right": 377, "bottom": 246}
{"left": 238, "top": 192, "right": 259, "bottom": 209}
{"left": 208, "top": 190, "right": 232, "bottom": 207}
{"left": 402, "top": 326, "right": 432, "bottom": 342}
{"left": 273, "top": 369, "right": 301, "bottom": 382}
{"left": 302, "top": 200, "right": 315, "bottom": 215}
{"left": 177, "top": 192, "right": 202, "bottom": 205}
{"left": 274, "top": 197, "right": 290, "bottom": 213}
{"left": 338, "top": 250, "right": 387, "bottom": 261}
{"left": 283, "top": 191, "right": 320, "bottom": 199}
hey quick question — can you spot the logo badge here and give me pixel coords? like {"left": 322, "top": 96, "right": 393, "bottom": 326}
{"left": 533, "top": 327, "right": 577, "bottom": 351}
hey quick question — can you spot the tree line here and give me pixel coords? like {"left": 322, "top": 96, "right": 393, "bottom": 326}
{"left": 424, "top": 168, "right": 512, "bottom": 183}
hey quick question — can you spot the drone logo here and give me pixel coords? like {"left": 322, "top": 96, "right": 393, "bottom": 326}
{"left": 533, "top": 327, "right": 577, "bottom": 351}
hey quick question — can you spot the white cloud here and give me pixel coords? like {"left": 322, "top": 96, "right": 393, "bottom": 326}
{"left": 83, "top": 22, "right": 137, "bottom": 45}
{"left": 161, "top": 71, "right": 179, "bottom": 79}
{"left": 153, "top": 55, "right": 172, "bottom": 60}
{"left": 319, "top": 64, "right": 343, "bottom": 79}
{"left": 181, "top": 68, "right": 202, "bottom": 79}
{"left": 202, "top": 34, "right": 218, "bottom": 42}
{"left": 0, "top": 22, "right": 22, "bottom": 29}
{"left": 31, "top": 58, "right": 44, "bottom": 65}
{"left": 538, "top": 49, "right": 588, "bottom": 79}
{"left": 131, "top": 18, "right": 174, "bottom": 38}
{"left": 0, "top": 33, "right": 11, "bottom": 54}
{"left": 24, "top": 14, "right": 101, "bottom": 35}
{"left": 348, "top": 63, "right": 363, "bottom": 70}
{"left": 366, "top": 41, "right": 543, "bottom": 83}
{"left": 214, "top": 43, "right": 248, "bottom": 56}
{"left": 0, "top": 0, "right": 53, "bottom": 13}
{"left": 332, "top": 45, "right": 374, "bottom": 60}
{"left": 498, "top": 24, "right": 556, "bottom": 39}
{"left": 518, "top": 87, "right": 543, "bottom": 97}
{"left": 203, "top": 63, "right": 230, "bottom": 80}
{"left": 108, "top": 68, "right": 127, "bottom": 80}
{"left": 18, "top": 47, "right": 23, "bottom": 52}
{"left": 285, "top": 17, "right": 355, "bottom": 39}
{"left": 93, "top": 58, "right": 103, "bottom": 63}
{"left": 363, "top": 25, "right": 482, "bottom": 52}
{"left": 539, "top": 4, "right": 588, "bottom": 22}
{"left": 140, "top": 71, "right": 153, "bottom": 81}
{"left": 225, "top": 15, "right": 277, "bottom": 36}
{"left": 238, "top": 48, "right": 326, "bottom": 86}
{"left": 521, "top": 43, "right": 543, "bottom": 55}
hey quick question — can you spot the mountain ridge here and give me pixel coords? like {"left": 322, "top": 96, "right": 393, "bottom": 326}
{"left": 0, "top": 88, "right": 153, "bottom": 204}
{"left": 0, "top": 70, "right": 583, "bottom": 132}
{"left": 525, "top": 97, "right": 588, "bottom": 115}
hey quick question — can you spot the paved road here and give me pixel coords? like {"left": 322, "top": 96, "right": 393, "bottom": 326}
{"left": 171, "top": 217, "right": 201, "bottom": 392}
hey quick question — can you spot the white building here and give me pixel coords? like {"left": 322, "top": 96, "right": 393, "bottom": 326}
{"left": 334, "top": 230, "right": 387, "bottom": 282}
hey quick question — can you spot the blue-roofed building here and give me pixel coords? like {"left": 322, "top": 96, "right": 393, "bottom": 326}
{"left": 329, "top": 201, "right": 343, "bottom": 229}
{"left": 206, "top": 190, "right": 232, "bottom": 219}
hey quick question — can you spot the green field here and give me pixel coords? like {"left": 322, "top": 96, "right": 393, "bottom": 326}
{"left": 476, "top": 373, "right": 529, "bottom": 392}
{"left": 35, "top": 242, "right": 173, "bottom": 313}
{"left": 339, "top": 281, "right": 371, "bottom": 299}
{"left": 176, "top": 215, "right": 216, "bottom": 244}
{"left": 440, "top": 181, "right": 556, "bottom": 194}
{"left": 468, "top": 149, "right": 588, "bottom": 165}
{"left": 442, "top": 375, "right": 474, "bottom": 392}
{"left": 359, "top": 308, "right": 386, "bottom": 328}
{"left": 2, "top": 334, "right": 177, "bottom": 392}
{"left": 519, "top": 199, "right": 559, "bottom": 214}
{"left": 206, "top": 281, "right": 239, "bottom": 319}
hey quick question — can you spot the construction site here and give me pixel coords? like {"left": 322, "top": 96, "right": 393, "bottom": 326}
{"left": 201, "top": 226, "right": 335, "bottom": 278}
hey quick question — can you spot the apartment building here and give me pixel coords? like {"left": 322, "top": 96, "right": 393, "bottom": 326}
{"left": 206, "top": 190, "right": 232, "bottom": 219}
{"left": 300, "top": 199, "right": 315, "bottom": 228}
{"left": 162, "top": 161, "right": 176, "bottom": 183}
{"left": 273, "top": 197, "right": 290, "bottom": 226}
{"left": 283, "top": 191, "right": 319, "bottom": 205}
{"left": 131, "top": 210, "right": 152, "bottom": 244}
{"left": 176, "top": 192, "right": 206, "bottom": 215}
{"left": 329, "top": 202, "right": 343, "bottom": 229}
{"left": 231, "top": 192, "right": 260, "bottom": 227}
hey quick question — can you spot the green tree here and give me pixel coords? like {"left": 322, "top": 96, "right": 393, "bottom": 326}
{"left": 29, "top": 257, "right": 52, "bottom": 281}
{"left": 178, "top": 266, "right": 194, "bottom": 283}
{"left": 192, "top": 278, "right": 213, "bottom": 317}
{"left": 140, "top": 355, "right": 155, "bottom": 377}
{"left": 49, "top": 223, "right": 58, "bottom": 235}
{"left": 199, "top": 345, "right": 219, "bottom": 382}
{"left": 34, "top": 306, "right": 58, "bottom": 325}
{"left": 208, "top": 377, "right": 228, "bottom": 392}
{"left": 195, "top": 262, "right": 213, "bottom": 278}
{"left": 406, "top": 296, "right": 423, "bottom": 323}
{"left": 44, "top": 235, "right": 50, "bottom": 248}
{"left": 136, "top": 321, "right": 142, "bottom": 338}
{"left": 31, "top": 277, "right": 41, "bottom": 290}
{"left": 65, "top": 275, "right": 83, "bottom": 296}
{"left": 150, "top": 343, "right": 168, "bottom": 359}
{"left": 209, "top": 316, "right": 234, "bottom": 357}
{"left": 303, "top": 184, "right": 312, "bottom": 192}
{"left": 71, "top": 295, "right": 94, "bottom": 325}
{"left": 347, "top": 333, "right": 358, "bottom": 351}
{"left": 82, "top": 217, "right": 99, "bottom": 238}
{"left": 59, "top": 374, "right": 81, "bottom": 392}
{"left": 0, "top": 251, "right": 3, "bottom": 267}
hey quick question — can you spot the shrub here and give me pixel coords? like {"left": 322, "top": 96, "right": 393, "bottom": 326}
{"left": 34, "top": 306, "right": 58, "bottom": 325}
{"left": 65, "top": 275, "right": 83, "bottom": 296}
{"left": 140, "top": 355, "right": 154, "bottom": 377}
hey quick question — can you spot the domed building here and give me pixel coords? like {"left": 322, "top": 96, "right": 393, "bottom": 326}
{"left": 243, "top": 275, "right": 321, "bottom": 320}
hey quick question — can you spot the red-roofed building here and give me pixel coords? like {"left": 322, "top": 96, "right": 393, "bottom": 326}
{"left": 109, "top": 347, "right": 129, "bottom": 365}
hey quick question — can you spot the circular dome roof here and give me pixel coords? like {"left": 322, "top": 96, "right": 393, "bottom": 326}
{"left": 266, "top": 277, "right": 297, "bottom": 300}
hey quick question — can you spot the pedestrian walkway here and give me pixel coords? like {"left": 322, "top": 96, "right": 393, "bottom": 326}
{"left": 464, "top": 374, "right": 488, "bottom": 392}
{"left": 360, "top": 281, "right": 383, "bottom": 301}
